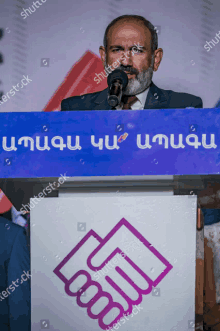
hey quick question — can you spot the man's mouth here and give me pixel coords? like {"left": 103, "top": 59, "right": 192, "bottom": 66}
{"left": 124, "top": 71, "right": 136, "bottom": 77}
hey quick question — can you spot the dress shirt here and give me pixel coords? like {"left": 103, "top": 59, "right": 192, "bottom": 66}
{"left": 116, "top": 87, "right": 149, "bottom": 110}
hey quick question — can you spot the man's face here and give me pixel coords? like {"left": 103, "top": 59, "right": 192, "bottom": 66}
{"left": 100, "top": 20, "right": 163, "bottom": 95}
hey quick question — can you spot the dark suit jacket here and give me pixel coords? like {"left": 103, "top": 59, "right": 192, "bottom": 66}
{"left": 216, "top": 98, "right": 220, "bottom": 108}
{"left": 61, "top": 82, "right": 203, "bottom": 110}
{"left": 0, "top": 217, "right": 30, "bottom": 331}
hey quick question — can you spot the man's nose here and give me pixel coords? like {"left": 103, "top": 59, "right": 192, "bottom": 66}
{"left": 120, "top": 51, "right": 133, "bottom": 66}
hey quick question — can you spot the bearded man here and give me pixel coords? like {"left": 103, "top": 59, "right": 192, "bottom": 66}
{"left": 61, "top": 15, "right": 203, "bottom": 111}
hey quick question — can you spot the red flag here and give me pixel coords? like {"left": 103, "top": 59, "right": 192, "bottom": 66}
{"left": 43, "top": 50, "right": 107, "bottom": 112}
{"left": 0, "top": 189, "right": 12, "bottom": 214}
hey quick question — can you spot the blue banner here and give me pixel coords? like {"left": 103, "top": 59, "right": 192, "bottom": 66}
{"left": 1, "top": 109, "right": 220, "bottom": 178}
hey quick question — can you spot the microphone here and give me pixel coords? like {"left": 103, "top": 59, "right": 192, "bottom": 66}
{"left": 107, "top": 69, "right": 128, "bottom": 108}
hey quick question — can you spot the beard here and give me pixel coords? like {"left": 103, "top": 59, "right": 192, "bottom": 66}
{"left": 123, "top": 66, "right": 154, "bottom": 95}
{"left": 104, "top": 56, "right": 154, "bottom": 96}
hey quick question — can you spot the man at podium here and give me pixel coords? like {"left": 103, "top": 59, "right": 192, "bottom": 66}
{"left": 61, "top": 15, "right": 203, "bottom": 111}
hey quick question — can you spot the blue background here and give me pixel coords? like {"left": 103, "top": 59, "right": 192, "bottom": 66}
{"left": 1, "top": 109, "right": 220, "bottom": 178}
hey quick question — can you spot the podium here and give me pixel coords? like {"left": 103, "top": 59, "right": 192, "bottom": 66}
{"left": 2, "top": 109, "right": 218, "bottom": 330}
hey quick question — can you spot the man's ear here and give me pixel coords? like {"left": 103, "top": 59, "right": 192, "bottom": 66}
{"left": 153, "top": 48, "right": 163, "bottom": 72}
{"left": 99, "top": 46, "right": 106, "bottom": 65}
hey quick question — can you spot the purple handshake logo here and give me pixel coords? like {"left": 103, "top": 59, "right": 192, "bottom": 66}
{"left": 53, "top": 218, "right": 173, "bottom": 330}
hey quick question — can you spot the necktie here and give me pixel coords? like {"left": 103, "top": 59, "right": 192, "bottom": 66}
{"left": 122, "top": 95, "right": 139, "bottom": 110}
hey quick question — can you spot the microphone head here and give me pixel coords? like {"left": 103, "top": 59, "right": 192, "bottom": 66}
{"left": 107, "top": 69, "right": 128, "bottom": 90}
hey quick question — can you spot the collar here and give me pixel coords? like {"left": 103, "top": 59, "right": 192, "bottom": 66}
{"left": 135, "top": 87, "right": 150, "bottom": 107}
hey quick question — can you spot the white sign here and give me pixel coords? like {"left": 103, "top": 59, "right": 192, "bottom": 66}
{"left": 31, "top": 195, "right": 197, "bottom": 331}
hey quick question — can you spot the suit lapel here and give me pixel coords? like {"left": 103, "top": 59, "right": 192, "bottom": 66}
{"left": 93, "top": 88, "right": 112, "bottom": 110}
{"left": 144, "top": 82, "right": 169, "bottom": 109}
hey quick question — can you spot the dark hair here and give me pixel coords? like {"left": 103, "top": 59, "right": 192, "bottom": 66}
{"left": 103, "top": 15, "right": 158, "bottom": 54}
